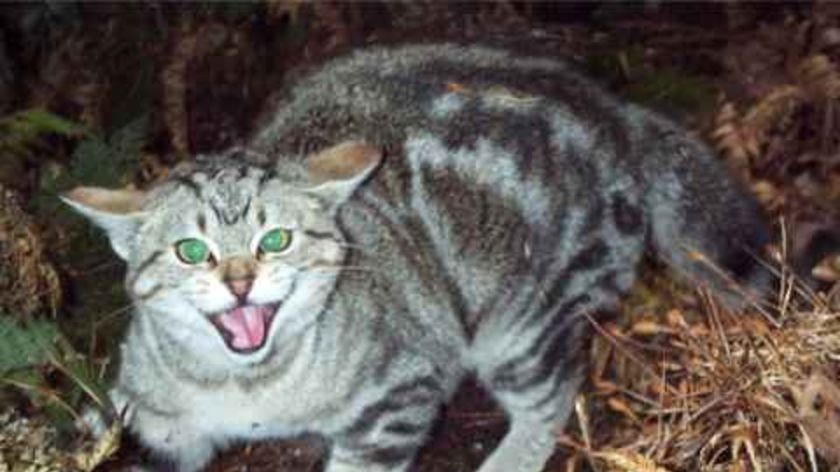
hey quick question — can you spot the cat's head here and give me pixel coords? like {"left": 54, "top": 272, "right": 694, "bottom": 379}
{"left": 63, "top": 141, "right": 381, "bottom": 366}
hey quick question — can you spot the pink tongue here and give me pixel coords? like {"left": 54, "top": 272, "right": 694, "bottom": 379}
{"left": 216, "top": 305, "right": 270, "bottom": 350}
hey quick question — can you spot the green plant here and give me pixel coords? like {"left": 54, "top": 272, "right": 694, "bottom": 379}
{"left": 0, "top": 317, "right": 112, "bottom": 429}
{"left": 0, "top": 109, "right": 144, "bottom": 469}
{"left": 69, "top": 114, "right": 147, "bottom": 187}
{"left": 0, "top": 109, "right": 86, "bottom": 191}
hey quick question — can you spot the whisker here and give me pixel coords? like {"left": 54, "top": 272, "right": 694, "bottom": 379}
{"left": 295, "top": 273, "right": 343, "bottom": 280}
{"left": 309, "top": 265, "right": 382, "bottom": 273}
{"left": 92, "top": 303, "right": 135, "bottom": 329}
{"left": 78, "top": 259, "right": 123, "bottom": 276}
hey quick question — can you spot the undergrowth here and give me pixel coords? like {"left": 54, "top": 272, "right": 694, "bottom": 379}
{"left": 0, "top": 109, "right": 145, "bottom": 471}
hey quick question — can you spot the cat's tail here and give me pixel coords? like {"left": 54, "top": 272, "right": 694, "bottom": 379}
{"left": 642, "top": 120, "right": 774, "bottom": 309}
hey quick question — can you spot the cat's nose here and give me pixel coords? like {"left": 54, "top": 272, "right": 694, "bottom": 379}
{"left": 220, "top": 256, "right": 257, "bottom": 303}
{"left": 227, "top": 278, "right": 253, "bottom": 302}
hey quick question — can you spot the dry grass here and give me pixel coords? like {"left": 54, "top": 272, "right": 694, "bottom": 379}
{"left": 561, "top": 261, "right": 840, "bottom": 472}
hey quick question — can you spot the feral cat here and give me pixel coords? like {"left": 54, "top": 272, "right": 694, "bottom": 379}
{"left": 64, "top": 44, "right": 771, "bottom": 472}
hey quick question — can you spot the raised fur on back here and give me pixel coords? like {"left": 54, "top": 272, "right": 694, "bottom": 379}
{"left": 65, "top": 44, "right": 771, "bottom": 472}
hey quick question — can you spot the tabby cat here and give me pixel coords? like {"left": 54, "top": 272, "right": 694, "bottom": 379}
{"left": 64, "top": 44, "right": 771, "bottom": 472}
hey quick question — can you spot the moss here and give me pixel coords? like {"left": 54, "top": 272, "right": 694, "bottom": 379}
{"left": 623, "top": 67, "right": 717, "bottom": 116}
{"left": 584, "top": 47, "right": 718, "bottom": 117}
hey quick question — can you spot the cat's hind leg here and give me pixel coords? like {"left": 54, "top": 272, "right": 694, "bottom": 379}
{"left": 476, "top": 372, "right": 582, "bottom": 472}
{"left": 471, "top": 292, "right": 594, "bottom": 472}
{"left": 476, "top": 358, "right": 584, "bottom": 472}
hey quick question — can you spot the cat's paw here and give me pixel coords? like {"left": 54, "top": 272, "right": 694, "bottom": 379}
{"left": 77, "top": 405, "right": 109, "bottom": 438}
{"left": 76, "top": 388, "right": 133, "bottom": 438}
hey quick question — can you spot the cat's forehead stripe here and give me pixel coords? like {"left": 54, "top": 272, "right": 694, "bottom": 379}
{"left": 174, "top": 176, "right": 202, "bottom": 198}
{"left": 176, "top": 164, "right": 268, "bottom": 227}
{"left": 197, "top": 213, "right": 206, "bottom": 233}
{"left": 257, "top": 168, "right": 278, "bottom": 191}
{"left": 207, "top": 195, "right": 253, "bottom": 226}
{"left": 257, "top": 206, "right": 267, "bottom": 226}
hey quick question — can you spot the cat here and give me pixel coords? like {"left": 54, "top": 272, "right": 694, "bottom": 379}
{"left": 64, "top": 43, "right": 772, "bottom": 472}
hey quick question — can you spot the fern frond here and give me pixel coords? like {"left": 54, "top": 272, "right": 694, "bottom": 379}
{"left": 0, "top": 317, "right": 58, "bottom": 374}
{"left": 69, "top": 114, "right": 147, "bottom": 187}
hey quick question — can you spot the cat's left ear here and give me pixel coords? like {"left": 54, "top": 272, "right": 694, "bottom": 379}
{"left": 304, "top": 141, "right": 382, "bottom": 209}
{"left": 60, "top": 187, "right": 148, "bottom": 261}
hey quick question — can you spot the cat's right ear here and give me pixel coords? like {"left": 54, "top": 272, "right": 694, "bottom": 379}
{"left": 61, "top": 187, "right": 148, "bottom": 261}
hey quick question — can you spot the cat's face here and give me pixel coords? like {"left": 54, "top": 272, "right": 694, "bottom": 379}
{"left": 64, "top": 142, "right": 381, "bottom": 366}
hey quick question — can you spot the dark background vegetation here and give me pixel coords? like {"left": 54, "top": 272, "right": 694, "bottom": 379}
{"left": 0, "top": 2, "right": 838, "bottom": 471}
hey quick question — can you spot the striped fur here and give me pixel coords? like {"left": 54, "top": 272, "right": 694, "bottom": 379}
{"left": 65, "top": 44, "right": 771, "bottom": 472}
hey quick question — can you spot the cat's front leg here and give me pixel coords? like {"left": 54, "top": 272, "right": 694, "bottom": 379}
{"left": 129, "top": 408, "right": 216, "bottom": 472}
{"left": 78, "top": 386, "right": 134, "bottom": 438}
{"left": 324, "top": 445, "right": 413, "bottom": 472}
{"left": 81, "top": 388, "right": 214, "bottom": 471}
{"left": 325, "top": 378, "right": 444, "bottom": 472}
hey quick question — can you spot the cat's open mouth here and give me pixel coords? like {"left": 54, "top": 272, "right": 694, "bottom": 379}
{"left": 210, "top": 304, "right": 279, "bottom": 354}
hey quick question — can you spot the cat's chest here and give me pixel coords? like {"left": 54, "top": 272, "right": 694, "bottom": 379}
{"left": 181, "top": 379, "right": 335, "bottom": 439}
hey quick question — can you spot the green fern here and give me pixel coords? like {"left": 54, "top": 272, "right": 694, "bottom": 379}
{"left": 0, "top": 317, "right": 58, "bottom": 373}
{"left": 69, "top": 114, "right": 147, "bottom": 187}
{"left": 0, "top": 109, "right": 86, "bottom": 191}
{"left": 33, "top": 113, "right": 148, "bottom": 217}
{"left": 0, "top": 317, "right": 112, "bottom": 425}
{"left": 2, "top": 110, "right": 146, "bottom": 429}
{"left": 0, "top": 109, "right": 86, "bottom": 145}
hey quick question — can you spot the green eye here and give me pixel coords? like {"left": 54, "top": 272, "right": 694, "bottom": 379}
{"left": 175, "top": 238, "right": 210, "bottom": 265}
{"left": 259, "top": 228, "right": 292, "bottom": 254}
